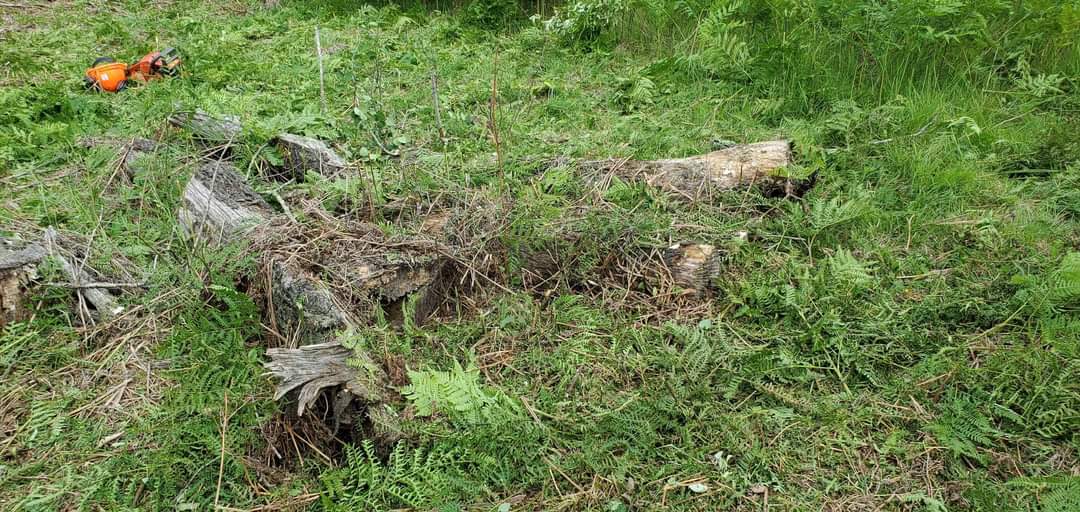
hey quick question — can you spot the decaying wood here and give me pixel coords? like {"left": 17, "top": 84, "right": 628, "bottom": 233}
{"left": 168, "top": 110, "right": 243, "bottom": 145}
{"left": 43, "top": 228, "right": 123, "bottom": 318}
{"left": 264, "top": 342, "right": 387, "bottom": 416}
{"left": 178, "top": 163, "right": 403, "bottom": 416}
{"left": 272, "top": 133, "right": 348, "bottom": 180}
{"left": 582, "top": 140, "right": 793, "bottom": 199}
{"left": 664, "top": 243, "right": 720, "bottom": 294}
{"left": 178, "top": 161, "right": 273, "bottom": 243}
{"left": 0, "top": 238, "right": 45, "bottom": 327}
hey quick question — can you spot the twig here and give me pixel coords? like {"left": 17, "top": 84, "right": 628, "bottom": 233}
{"left": 270, "top": 190, "right": 297, "bottom": 224}
{"left": 430, "top": 68, "right": 446, "bottom": 144}
{"left": 43, "top": 281, "right": 146, "bottom": 289}
{"left": 43, "top": 228, "right": 123, "bottom": 319}
{"left": 315, "top": 26, "right": 326, "bottom": 115}
{"left": 214, "top": 391, "right": 229, "bottom": 509}
{"left": 488, "top": 49, "right": 504, "bottom": 189}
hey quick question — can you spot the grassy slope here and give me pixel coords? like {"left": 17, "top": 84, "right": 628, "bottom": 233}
{"left": 1, "top": 0, "right": 1078, "bottom": 510}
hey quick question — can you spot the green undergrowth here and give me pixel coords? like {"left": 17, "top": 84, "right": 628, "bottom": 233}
{"left": 1, "top": 0, "right": 1078, "bottom": 510}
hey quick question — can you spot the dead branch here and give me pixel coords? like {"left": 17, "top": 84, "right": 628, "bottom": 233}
{"left": 43, "top": 228, "right": 124, "bottom": 319}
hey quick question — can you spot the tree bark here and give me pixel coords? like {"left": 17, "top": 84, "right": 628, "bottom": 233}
{"left": 581, "top": 139, "right": 794, "bottom": 200}
{"left": 0, "top": 238, "right": 45, "bottom": 327}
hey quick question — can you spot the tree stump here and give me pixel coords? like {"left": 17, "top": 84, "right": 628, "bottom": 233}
{"left": 273, "top": 133, "right": 348, "bottom": 180}
{"left": 168, "top": 110, "right": 243, "bottom": 147}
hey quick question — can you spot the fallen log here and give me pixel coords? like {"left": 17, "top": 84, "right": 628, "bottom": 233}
{"left": 581, "top": 139, "right": 794, "bottom": 200}
{"left": 273, "top": 133, "right": 348, "bottom": 180}
{"left": 0, "top": 238, "right": 46, "bottom": 327}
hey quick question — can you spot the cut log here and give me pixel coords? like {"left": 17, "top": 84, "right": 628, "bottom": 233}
{"left": 582, "top": 140, "right": 794, "bottom": 200}
{"left": 273, "top": 133, "right": 348, "bottom": 180}
{"left": 178, "top": 161, "right": 273, "bottom": 243}
{"left": 43, "top": 228, "right": 124, "bottom": 318}
{"left": 168, "top": 110, "right": 243, "bottom": 146}
{"left": 0, "top": 238, "right": 46, "bottom": 327}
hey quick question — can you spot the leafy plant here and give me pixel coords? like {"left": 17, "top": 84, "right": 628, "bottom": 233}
{"left": 929, "top": 392, "right": 996, "bottom": 462}
{"left": 321, "top": 440, "right": 474, "bottom": 511}
{"left": 402, "top": 360, "right": 510, "bottom": 423}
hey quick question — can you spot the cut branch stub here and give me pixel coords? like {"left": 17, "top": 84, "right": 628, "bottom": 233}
{"left": 168, "top": 110, "right": 243, "bottom": 146}
{"left": 0, "top": 238, "right": 45, "bottom": 327}
{"left": 583, "top": 139, "right": 794, "bottom": 200}
{"left": 178, "top": 161, "right": 273, "bottom": 243}
{"left": 273, "top": 133, "right": 348, "bottom": 180}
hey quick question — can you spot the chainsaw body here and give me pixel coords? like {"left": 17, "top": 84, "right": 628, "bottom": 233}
{"left": 84, "top": 48, "right": 181, "bottom": 93}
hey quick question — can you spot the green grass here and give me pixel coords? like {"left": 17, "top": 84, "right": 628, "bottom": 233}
{"left": 1, "top": 0, "right": 1078, "bottom": 510}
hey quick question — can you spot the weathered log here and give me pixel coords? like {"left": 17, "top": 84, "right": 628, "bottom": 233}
{"left": 582, "top": 140, "right": 794, "bottom": 200}
{"left": 43, "top": 228, "right": 124, "bottom": 318}
{"left": 177, "top": 161, "right": 273, "bottom": 243}
{"left": 0, "top": 238, "right": 46, "bottom": 327}
{"left": 168, "top": 110, "right": 243, "bottom": 146}
{"left": 273, "top": 133, "right": 348, "bottom": 180}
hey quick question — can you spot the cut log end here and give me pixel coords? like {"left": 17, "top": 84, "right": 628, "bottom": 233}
{"left": 664, "top": 243, "right": 720, "bottom": 294}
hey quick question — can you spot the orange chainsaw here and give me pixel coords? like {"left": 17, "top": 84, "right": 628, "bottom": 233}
{"left": 84, "top": 48, "right": 181, "bottom": 93}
